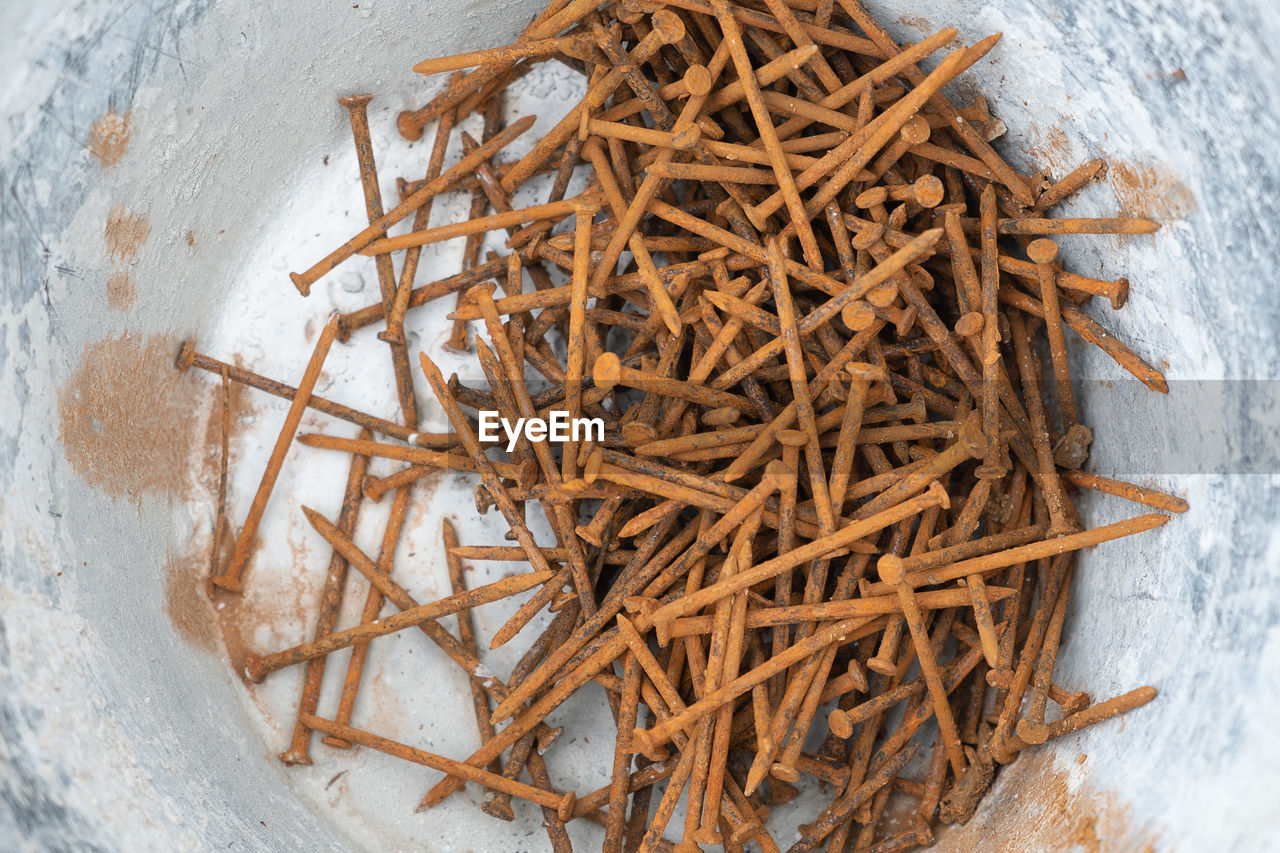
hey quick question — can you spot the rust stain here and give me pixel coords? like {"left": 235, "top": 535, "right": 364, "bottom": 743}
{"left": 285, "top": 521, "right": 316, "bottom": 631}
{"left": 165, "top": 361, "right": 252, "bottom": 651}
{"left": 415, "top": 468, "right": 444, "bottom": 504}
{"left": 162, "top": 355, "right": 275, "bottom": 653}
{"left": 898, "top": 13, "right": 932, "bottom": 30}
{"left": 220, "top": 570, "right": 312, "bottom": 674}
{"left": 106, "top": 270, "right": 137, "bottom": 310}
{"left": 1107, "top": 159, "right": 1196, "bottom": 222}
{"left": 936, "top": 749, "right": 1159, "bottom": 853}
{"left": 198, "top": 354, "right": 259, "bottom": 490}
{"left": 58, "top": 333, "right": 199, "bottom": 502}
{"left": 211, "top": 518, "right": 325, "bottom": 721}
{"left": 167, "top": 531, "right": 314, "bottom": 683}
{"left": 1023, "top": 122, "right": 1074, "bottom": 170}
{"left": 362, "top": 666, "right": 407, "bottom": 741}
{"left": 88, "top": 110, "right": 131, "bottom": 168}
{"left": 164, "top": 545, "right": 220, "bottom": 653}
{"left": 105, "top": 205, "right": 151, "bottom": 261}
{"left": 163, "top": 364, "right": 294, "bottom": 661}
{"left": 215, "top": 590, "right": 261, "bottom": 689}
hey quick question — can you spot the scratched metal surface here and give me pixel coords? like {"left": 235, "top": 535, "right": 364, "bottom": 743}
{"left": 2, "top": 0, "right": 1279, "bottom": 851}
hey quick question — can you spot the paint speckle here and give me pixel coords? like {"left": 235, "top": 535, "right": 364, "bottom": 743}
{"left": 58, "top": 333, "right": 197, "bottom": 502}
{"left": 106, "top": 270, "right": 137, "bottom": 310}
{"left": 88, "top": 110, "right": 131, "bottom": 167}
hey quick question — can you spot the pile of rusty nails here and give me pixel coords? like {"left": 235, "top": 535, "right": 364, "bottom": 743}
{"left": 177, "top": 0, "right": 1188, "bottom": 850}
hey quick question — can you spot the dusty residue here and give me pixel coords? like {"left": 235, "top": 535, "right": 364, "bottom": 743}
{"left": 193, "top": 354, "right": 257, "bottom": 578}
{"left": 103, "top": 206, "right": 148, "bottom": 309}
{"left": 166, "top": 530, "right": 314, "bottom": 690}
{"left": 198, "top": 351, "right": 258, "bottom": 470}
{"left": 414, "top": 468, "right": 444, "bottom": 505}
{"left": 165, "top": 367, "right": 263, "bottom": 651}
{"left": 164, "top": 366, "right": 315, "bottom": 676}
{"left": 88, "top": 110, "right": 131, "bottom": 167}
{"left": 1023, "top": 122, "right": 1074, "bottom": 169}
{"left": 213, "top": 589, "right": 263, "bottom": 691}
{"left": 58, "top": 333, "right": 198, "bottom": 502}
{"left": 211, "top": 515, "right": 327, "bottom": 725}
{"left": 106, "top": 270, "right": 137, "bottom": 310}
{"left": 361, "top": 667, "right": 406, "bottom": 740}
{"left": 285, "top": 522, "right": 316, "bottom": 630}
{"left": 898, "top": 13, "right": 933, "bottom": 30}
{"left": 1107, "top": 159, "right": 1196, "bottom": 221}
{"left": 936, "top": 750, "right": 1159, "bottom": 853}
{"left": 164, "top": 545, "right": 221, "bottom": 653}
{"left": 105, "top": 205, "right": 150, "bottom": 261}
{"left": 203, "top": 495, "right": 318, "bottom": 693}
